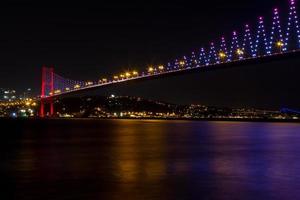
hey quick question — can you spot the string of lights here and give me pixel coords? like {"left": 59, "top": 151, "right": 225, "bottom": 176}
{"left": 42, "top": 0, "right": 300, "bottom": 97}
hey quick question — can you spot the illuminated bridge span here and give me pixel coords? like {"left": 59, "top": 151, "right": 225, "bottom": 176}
{"left": 40, "top": 0, "right": 300, "bottom": 117}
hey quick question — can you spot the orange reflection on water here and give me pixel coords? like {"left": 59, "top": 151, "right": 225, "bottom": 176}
{"left": 113, "top": 120, "right": 167, "bottom": 183}
{"left": 144, "top": 160, "right": 166, "bottom": 181}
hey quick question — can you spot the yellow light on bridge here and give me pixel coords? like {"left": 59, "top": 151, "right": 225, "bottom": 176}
{"left": 85, "top": 81, "right": 93, "bottom": 86}
{"left": 179, "top": 61, "right": 185, "bottom": 66}
{"left": 132, "top": 71, "right": 138, "bottom": 76}
{"left": 158, "top": 65, "right": 164, "bottom": 70}
{"left": 102, "top": 78, "right": 107, "bottom": 82}
{"left": 125, "top": 72, "right": 131, "bottom": 78}
{"left": 276, "top": 41, "right": 284, "bottom": 47}
{"left": 219, "top": 52, "right": 227, "bottom": 59}
{"left": 54, "top": 90, "right": 61, "bottom": 94}
{"left": 236, "top": 49, "right": 244, "bottom": 56}
{"left": 74, "top": 84, "right": 81, "bottom": 89}
{"left": 113, "top": 76, "right": 119, "bottom": 80}
{"left": 65, "top": 87, "right": 70, "bottom": 91}
{"left": 120, "top": 74, "right": 125, "bottom": 79}
{"left": 148, "top": 67, "right": 154, "bottom": 73}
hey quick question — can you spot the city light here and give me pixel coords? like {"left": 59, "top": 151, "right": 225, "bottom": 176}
{"left": 0, "top": 93, "right": 39, "bottom": 118}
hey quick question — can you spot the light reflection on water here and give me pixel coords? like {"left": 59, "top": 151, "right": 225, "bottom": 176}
{"left": 1, "top": 119, "right": 300, "bottom": 200}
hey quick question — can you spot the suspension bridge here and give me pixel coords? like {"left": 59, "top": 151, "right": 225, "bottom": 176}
{"left": 40, "top": 0, "right": 300, "bottom": 117}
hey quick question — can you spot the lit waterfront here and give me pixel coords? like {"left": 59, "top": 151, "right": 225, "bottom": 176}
{"left": 1, "top": 95, "right": 299, "bottom": 120}
{"left": 1, "top": 119, "right": 300, "bottom": 200}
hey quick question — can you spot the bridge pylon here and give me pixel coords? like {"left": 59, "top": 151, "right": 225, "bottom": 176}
{"left": 40, "top": 66, "right": 55, "bottom": 118}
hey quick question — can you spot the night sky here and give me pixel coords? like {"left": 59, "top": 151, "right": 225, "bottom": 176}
{"left": 0, "top": 0, "right": 299, "bottom": 109}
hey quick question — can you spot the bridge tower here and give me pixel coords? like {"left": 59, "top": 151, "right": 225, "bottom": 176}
{"left": 40, "top": 66, "right": 54, "bottom": 117}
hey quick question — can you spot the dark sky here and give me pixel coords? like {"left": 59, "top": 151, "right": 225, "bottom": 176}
{"left": 0, "top": 0, "right": 299, "bottom": 109}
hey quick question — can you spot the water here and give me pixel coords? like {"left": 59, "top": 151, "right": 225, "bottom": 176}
{"left": 1, "top": 119, "right": 300, "bottom": 200}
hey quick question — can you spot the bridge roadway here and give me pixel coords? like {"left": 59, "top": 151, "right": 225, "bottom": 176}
{"left": 42, "top": 49, "right": 300, "bottom": 100}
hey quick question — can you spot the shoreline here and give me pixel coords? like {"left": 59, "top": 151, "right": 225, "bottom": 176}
{"left": 1, "top": 117, "right": 299, "bottom": 123}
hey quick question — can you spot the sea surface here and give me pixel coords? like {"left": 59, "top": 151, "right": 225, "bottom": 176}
{"left": 1, "top": 119, "right": 300, "bottom": 200}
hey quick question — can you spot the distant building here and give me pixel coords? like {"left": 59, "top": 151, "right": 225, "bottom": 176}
{"left": 0, "top": 88, "right": 17, "bottom": 102}
{"left": 20, "top": 88, "right": 33, "bottom": 99}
